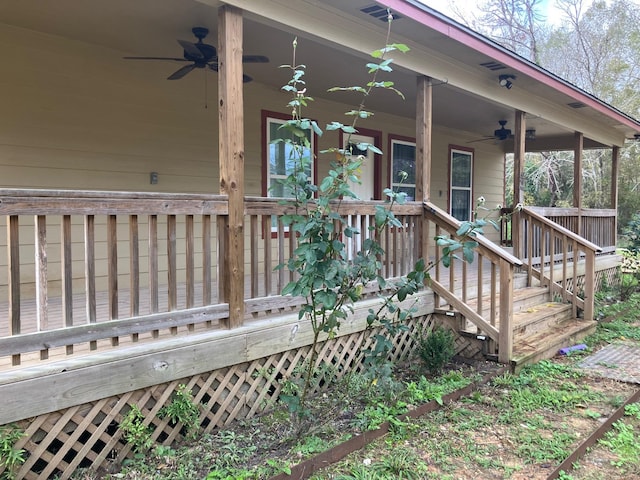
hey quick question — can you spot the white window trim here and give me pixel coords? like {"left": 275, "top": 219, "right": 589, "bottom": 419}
{"left": 390, "top": 138, "right": 416, "bottom": 200}
{"left": 449, "top": 148, "right": 473, "bottom": 221}
{"left": 265, "top": 115, "right": 315, "bottom": 198}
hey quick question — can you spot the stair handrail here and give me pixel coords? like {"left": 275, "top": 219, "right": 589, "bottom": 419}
{"left": 423, "top": 202, "right": 523, "bottom": 267}
{"left": 423, "top": 201, "right": 522, "bottom": 363}
{"left": 521, "top": 207, "right": 602, "bottom": 253}
{"left": 518, "top": 206, "right": 601, "bottom": 322}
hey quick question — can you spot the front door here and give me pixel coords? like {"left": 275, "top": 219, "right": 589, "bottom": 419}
{"left": 344, "top": 133, "right": 376, "bottom": 201}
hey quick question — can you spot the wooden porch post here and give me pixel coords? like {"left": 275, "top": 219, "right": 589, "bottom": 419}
{"left": 611, "top": 146, "right": 620, "bottom": 240}
{"left": 218, "top": 5, "right": 245, "bottom": 328}
{"left": 512, "top": 110, "right": 526, "bottom": 259}
{"left": 416, "top": 76, "right": 432, "bottom": 261}
{"left": 574, "top": 132, "right": 584, "bottom": 236}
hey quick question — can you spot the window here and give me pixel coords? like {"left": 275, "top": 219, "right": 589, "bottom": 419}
{"left": 262, "top": 110, "right": 316, "bottom": 198}
{"left": 389, "top": 136, "right": 416, "bottom": 201}
{"left": 449, "top": 147, "right": 473, "bottom": 221}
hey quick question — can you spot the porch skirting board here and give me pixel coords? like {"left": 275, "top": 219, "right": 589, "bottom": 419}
{"left": 0, "top": 290, "right": 488, "bottom": 480}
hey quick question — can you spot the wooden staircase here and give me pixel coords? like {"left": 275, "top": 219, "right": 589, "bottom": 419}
{"left": 458, "top": 282, "right": 597, "bottom": 371}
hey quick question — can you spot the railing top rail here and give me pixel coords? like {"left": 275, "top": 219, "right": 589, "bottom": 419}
{"left": 522, "top": 206, "right": 602, "bottom": 253}
{"left": 0, "top": 190, "right": 423, "bottom": 217}
{"left": 0, "top": 188, "right": 228, "bottom": 201}
{"left": 528, "top": 206, "right": 616, "bottom": 217}
{"left": 423, "top": 201, "right": 523, "bottom": 267}
{"left": 245, "top": 196, "right": 423, "bottom": 215}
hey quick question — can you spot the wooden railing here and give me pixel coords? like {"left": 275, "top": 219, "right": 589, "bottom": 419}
{"left": 424, "top": 202, "right": 523, "bottom": 363}
{"left": 518, "top": 207, "right": 601, "bottom": 322}
{"left": 502, "top": 206, "right": 616, "bottom": 253}
{"left": 0, "top": 190, "right": 422, "bottom": 367}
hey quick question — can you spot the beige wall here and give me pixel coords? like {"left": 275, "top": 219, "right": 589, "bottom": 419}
{"left": 0, "top": 22, "right": 506, "bottom": 205}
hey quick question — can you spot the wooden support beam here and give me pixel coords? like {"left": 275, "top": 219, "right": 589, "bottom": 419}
{"left": 512, "top": 110, "right": 526, "bottom": 259}
{"left": 416, "top": 76, "right": 432, "bottom": 203}
{"left": 218, "top": 5, "right": 245, "bottom": 328}
{"left": 416, "top": 75, "right": 432, "bottom": 262}
{"left": 611, "top": 146, "right": 620, "bottom": 238}
{"left": 574, "top": 132, "right": 584, "bottom": 236}
{"left": 498, "top": 260, "right": 514, "bottom": 364}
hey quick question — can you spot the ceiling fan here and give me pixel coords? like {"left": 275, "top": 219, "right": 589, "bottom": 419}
{"left": 123, "top": 27, "right": 269, "bottom": 82}
{"left": 468, "top": 120, "right": 512, "bottom": 143}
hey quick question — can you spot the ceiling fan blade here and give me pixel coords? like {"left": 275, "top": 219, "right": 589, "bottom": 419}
{"left": 167, "top": 64, "right": 196, "bottom": 80}
{"left": 178, "top": 39, "right": 204, "bottom": 59}
{"left": 467, "top": 137, "right": 494, "bottom": 144}
{"left": 123, "top": 56, "right": 188, "bottom": 62}
{"left": 242, "top": 55, "right": 269, "bottom": 63}
{"left": 208, "top": 64, "right": 252, "bottom": 83}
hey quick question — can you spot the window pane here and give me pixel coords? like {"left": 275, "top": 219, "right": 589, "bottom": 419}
{"left": 451, "top": 189, "right": 470, "bottom": 221}
{"left": 451, "top": 151, "right": 471, "bottom": 188}
{"left": 397, "top": 185, "right": 416, "bottom": 201}
{"left": 392, "top": 142, "right": 416, "bottom": 184}
{"left": 268, "top": 118, "right": 313, "bottom": 197}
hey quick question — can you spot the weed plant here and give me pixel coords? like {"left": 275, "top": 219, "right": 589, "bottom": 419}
{"left": 159, "top": 384, "right": 201, "bottom": 439}
{"left": 0, "top": 424, "right": 25, "bottom": 480}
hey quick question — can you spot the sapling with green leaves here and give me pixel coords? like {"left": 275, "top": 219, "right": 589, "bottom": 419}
{"left": 274, "top": 11, "right": 516, "bottom": 423}
{"left": 274, "top": 12, "right": 422, "bottom": 421}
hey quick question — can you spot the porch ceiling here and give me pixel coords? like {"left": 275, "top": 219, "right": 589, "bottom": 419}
{"left": 1, "top": 0, "right": 638, "bottom": 149}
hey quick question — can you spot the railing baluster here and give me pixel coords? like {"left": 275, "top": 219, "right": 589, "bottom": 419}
{"left": 202, "top": 214, "right": 212, "bottom": 309}
{"left": 263, "top": 215, "right": 272, "bottom": 297}
{"left": 476, "top": 252, "right": 483, "bottom": 321}
{"left": 250, "top": 214, "right": 258, "bottom": 298}
{"left": 185, "top": 214, "right": 194, "bottom": 311}
{"left": 84, "top": 214, "right": 97, "bottom": 351}
{"left": 167, "top": 215, "right": 177, "bottom": 316}
{"left": 107, "top": 215, "right": 118, "bottom": 324}
{"left": 107, "top": 215, "right": 118, "bottom": 346}
{"left": 149, "top": 215, "right": 159, "bottom": 317}
{"left": 35, "top": 215, "right": 48, "bottom": 334}
{"left": 490, "top": 262, "right": 497, "bottom": 327}
{"left": 129, "top": 215, "right": 139, "bottom": 319}
{"left": 8, "top": 215, "right": 20, "bottom": 365}
{"left": 562, "top": 234, "right": 568, "bottom": 303}
{"left": 61, "top": 215, "right": 73, "bottom": 355}
{"left": 277, "top": 217, "right": 285, "bottom": 294}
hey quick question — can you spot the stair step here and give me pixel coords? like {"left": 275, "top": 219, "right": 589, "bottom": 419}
{"left": 511, "top": 318, "right": 597, "bottom": 370}
{"left": 465, "top": 286, "right": 550, "bottom": 319}
{"left": 513, "top": 302, "right": 573, "bottom": 338}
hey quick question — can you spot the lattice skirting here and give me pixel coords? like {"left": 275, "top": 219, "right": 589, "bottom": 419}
{"left": 2, "top": 313, "right": 480, "bottom": 480}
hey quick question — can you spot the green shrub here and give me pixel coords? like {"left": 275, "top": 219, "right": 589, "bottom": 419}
{"left": 416, "top": 326, "right": 456, "bottom": 375}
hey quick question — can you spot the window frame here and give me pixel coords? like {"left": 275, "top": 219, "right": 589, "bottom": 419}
{"left": 388, "top": 134, "right": 417, "bottom": 201}
{"left": 448, "top": 145, "right": 474, "bottom": 222}
{"left": 261, "top": 110, "right": 318, "bottom": 198}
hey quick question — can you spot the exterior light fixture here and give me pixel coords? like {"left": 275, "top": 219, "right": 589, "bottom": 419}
{"left": 526, "top": 129, "right": 536, "bottom": 140}
{"left": 499, "top": 74, "right": 516, "bottom": 89}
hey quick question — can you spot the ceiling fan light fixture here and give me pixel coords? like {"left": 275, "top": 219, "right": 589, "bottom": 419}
{"left": 499, "top": 74, "right": 515, "bottom": 89}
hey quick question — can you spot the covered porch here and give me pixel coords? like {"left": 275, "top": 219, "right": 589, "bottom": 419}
{"left": 0, "top": 1, "right": 639, "bottom": 478}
